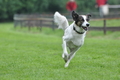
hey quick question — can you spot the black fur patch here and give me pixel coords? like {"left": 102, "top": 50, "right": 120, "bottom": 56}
{"left": 75, "top": 16, "right": 84, "bottom": 27}
{"left": 72, "top": 11, "right": 91, "bottom": 29}
{"left": 72, "top": 11, "right": 84, "bottom": 27}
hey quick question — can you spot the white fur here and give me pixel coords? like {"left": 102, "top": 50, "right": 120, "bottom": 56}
{"left": 81, "top": 15, "right": 89, "bottom": 27}
{"left": 54, "top": 12, "right": 88, "bottom": 67}
{"left": 54, "top": 12, "right": 69, "bottom": 30}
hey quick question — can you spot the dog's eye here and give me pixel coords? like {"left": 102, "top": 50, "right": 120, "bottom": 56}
{"left": 82, "top": 19, "right": 84, "bottom": 21}
{"left": 86, "top": 19, "right": 89, "bottom": 21}
{"left": 80, "top": 18, "right": 84, "bottom": 22}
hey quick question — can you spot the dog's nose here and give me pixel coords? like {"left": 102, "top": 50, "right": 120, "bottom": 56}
{"left": 86, "top": 24, "right": 89, "bottom": 27}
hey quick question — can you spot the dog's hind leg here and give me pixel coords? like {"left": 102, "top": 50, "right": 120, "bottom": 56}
{"left": 64, "top": 47, "right": 79, "bottom": 67}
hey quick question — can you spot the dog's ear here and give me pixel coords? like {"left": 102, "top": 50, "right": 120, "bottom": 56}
{"left": 72, "top": 11, "right": 79, "bottom": 21}
{"left": 87, "top": 14, "right": 91, "bottom": 18}
{"left": 86, "top": 14, "right": 91, "bottom": 21}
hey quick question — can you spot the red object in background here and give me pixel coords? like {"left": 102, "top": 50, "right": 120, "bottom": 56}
{"left": 66, "top": 1, "right": 77, "bottom": 11}
{"left": 96, "top": 0, "right": 107, "bottom": 7}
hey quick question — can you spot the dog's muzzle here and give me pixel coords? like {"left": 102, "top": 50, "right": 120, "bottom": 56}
{"left": 82, "top": 23, "right": 90, "bottom": 31}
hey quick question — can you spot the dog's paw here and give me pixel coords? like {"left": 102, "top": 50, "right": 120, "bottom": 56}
{"left": 62, "top": 53, "right": 68, "bottom": 62}
{"left": 64, "top": 62, "right": 69, "bottom": 68}
{"left": 62, "top": 53, "right": 68, "bottom": 58}
{"left": 62, "top": 53, "right": 65, "bottom": 58}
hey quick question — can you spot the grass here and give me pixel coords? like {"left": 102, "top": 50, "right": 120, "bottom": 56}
{"left": 0, "top": 22, "right": 120, "bottom": 80}
{"left": 90, "top": 19, "right": 120, "bottom": 27}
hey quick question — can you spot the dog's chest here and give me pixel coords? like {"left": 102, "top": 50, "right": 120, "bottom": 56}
{"left": 65, "top": 32, "right": 86, "bottom": 47}
{"left": 71, "top": 35, "right": 85, "bottom": 46}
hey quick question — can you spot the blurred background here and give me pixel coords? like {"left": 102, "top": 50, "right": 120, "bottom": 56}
{"left": 0, "top": 0, "right": 120, "bottom": 21}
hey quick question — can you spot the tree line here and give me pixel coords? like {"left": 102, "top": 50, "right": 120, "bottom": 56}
{"left": 0, "top": 0, "right": 119, "bottom": 21}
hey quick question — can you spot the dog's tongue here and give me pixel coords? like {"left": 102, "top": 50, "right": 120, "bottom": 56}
{"left": 82, "top": 27, "right": 88, "bottom": 31}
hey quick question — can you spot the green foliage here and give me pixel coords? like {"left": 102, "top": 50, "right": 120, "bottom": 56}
{"left": 0, "top": 0, "right": 120, "bottom": 21}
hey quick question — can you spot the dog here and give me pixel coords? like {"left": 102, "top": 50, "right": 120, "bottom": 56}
{"left": 54, "top": 11, "right": 91, "bottom": 67}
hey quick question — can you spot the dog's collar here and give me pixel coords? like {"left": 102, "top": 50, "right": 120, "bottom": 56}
{"left": 73, "top": 26, "right": 84, "bottom": 34}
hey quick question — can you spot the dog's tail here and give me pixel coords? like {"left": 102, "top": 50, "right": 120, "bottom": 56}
{"left": 54, "top": 11, "right": 69, "bottom": 31}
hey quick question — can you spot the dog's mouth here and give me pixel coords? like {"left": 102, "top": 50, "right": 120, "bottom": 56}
{"left": 82, "top": 26, "right": 88, "bottom": 31}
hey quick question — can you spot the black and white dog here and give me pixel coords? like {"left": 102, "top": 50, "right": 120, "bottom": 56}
{"left": 54, "top": 11, "right": 91, "bottom": 67}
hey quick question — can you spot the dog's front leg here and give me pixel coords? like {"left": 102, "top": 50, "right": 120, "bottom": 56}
{"left": 65, "top": 47, "right": 79, "bottom": 67}
{"left": 62, "top": 36, "right": 68, "bottom": 62}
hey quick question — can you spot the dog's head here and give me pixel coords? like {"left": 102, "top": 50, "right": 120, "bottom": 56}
{"left": 72, "top": 11, "right": 91, "bottom": 31}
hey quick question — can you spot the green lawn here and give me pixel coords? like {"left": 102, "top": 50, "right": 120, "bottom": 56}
{"left": 0, "top": 23, "right": 120, "bottom": 80}
{"left": 90, "top": 19, "right": 120, "bottom": 27}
